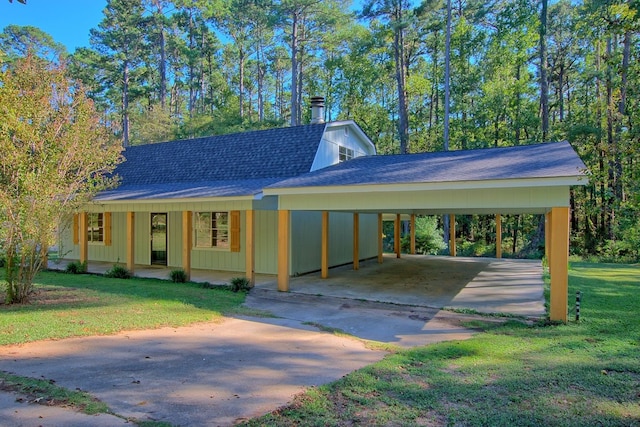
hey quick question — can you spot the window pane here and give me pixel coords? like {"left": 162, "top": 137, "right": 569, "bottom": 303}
{"left": 87, "top": 213, "right": 104, "bottom": 242}
{"left": 194, "top": 212, "right": 229, "bottom": 249}
{"left": 195, "top": 229, "right": 211, "bottom": 247}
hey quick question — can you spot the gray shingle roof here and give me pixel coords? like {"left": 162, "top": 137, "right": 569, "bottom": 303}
{"left": 267, "top": 141, "right": 587, "bottom": 190}
{"left": 97, "top": 124, "right": 327, "bottom": 200}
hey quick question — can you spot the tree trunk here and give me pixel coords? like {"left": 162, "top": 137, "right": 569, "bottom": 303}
{"left": 394, "top": 6, "right": 409, "bottom": 154}
{"left": 290, "top": 11, "right": 299, "bottom": 126}
{"left": 443, "top": 0, "right": 452, "bottom": 151}
{"left": 558, "top": 64, "right": 564, "bottom": 121}
{"left": 122, "top": 59, "right": 130, "bottom": 147}
{"left": 605, "top": 36, "right": 617, "bottom": 239}
{"left": 539, "top": 0, "right": 549, "bottom": 141}
{"left": 515, "top": 63, "right": 522, "bottom": 144}
{"left": 256, "top": 40, "right": 265, "bottom": 122}
{"left": 239, "top": 46, "right": 245, "bottom": 118}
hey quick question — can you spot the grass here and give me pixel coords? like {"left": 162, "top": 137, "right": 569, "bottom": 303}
{"left": 241, "top": 262, "right": 640, "bottom": 427}
{"left": 0, "top": 371, "right": 110, "bottom": 415}
{"left": 0, "top": 270, "right": 248, "bottom": 346}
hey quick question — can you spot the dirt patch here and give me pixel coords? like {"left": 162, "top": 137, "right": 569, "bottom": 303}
{"left": 0, "top": 287, "right": 98, "bottom": 309}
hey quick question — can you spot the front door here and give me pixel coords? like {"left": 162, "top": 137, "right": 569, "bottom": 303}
{"left": 151, "top": 213, "right": 168, "bottom": 265}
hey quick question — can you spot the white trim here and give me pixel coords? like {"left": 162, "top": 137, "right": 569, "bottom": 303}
{"left": 325, "top": 121, "right": 376, "bottom": 155}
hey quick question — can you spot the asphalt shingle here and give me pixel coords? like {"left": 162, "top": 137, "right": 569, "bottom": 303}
{"left": 267, "top": 141, "right": 587, "bottom": 189}
{"left": 98, "top": 124, "right": 326, "bottom": 199}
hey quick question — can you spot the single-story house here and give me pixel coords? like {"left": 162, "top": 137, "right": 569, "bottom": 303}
{"left": 60, "top": 102, "right": 587, "bottom": 322}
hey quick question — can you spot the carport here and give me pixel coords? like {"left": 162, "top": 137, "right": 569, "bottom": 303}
{"left": 263, "top": 141, "right": 587, "bottom": 323}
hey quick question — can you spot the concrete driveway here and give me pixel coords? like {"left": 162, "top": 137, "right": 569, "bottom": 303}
{"left": 1, "top": 317, "right": 388, "bottom": 426}
{"left": 1, "top": 255, "right": 545, "bottom": 426}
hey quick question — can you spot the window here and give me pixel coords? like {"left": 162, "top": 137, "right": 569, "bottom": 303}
{"left": 194, "top": 212, "right": 229, "bottom": 248}
{"left": 87, "top": 213, "right": 104, "bottom": 243}
{"left": 339, "top": 146, "right": 354, "bottom": 162}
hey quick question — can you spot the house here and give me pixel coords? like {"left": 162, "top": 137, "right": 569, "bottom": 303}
{"left": 60, "top": 100, "right": 587, "bottom": 322}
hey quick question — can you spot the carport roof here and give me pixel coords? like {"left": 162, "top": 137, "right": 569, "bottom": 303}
{"left": 265, "top": 141, "right": 587, "bottom": 192}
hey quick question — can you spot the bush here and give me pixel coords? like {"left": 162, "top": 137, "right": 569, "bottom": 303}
{"left": 458, "top": 240, "right": 494, "bottom": 257}
{"left": 65, "top": 260, "right": 87, "bottom": 274}
{"left": 230, "top": 277, "right": 252, "bottom": 292}
{"left": 169, "top": 269, "right": 187, "bottom": 283}
{"left": 400, "top": 216, "right": 447, "bottom": 255}
{"left": 104, "top": 264, "right": 132, "bottom": 279}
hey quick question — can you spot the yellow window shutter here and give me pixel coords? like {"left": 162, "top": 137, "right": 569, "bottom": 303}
{"left": 230, "top": 211, "right": 240, "bottom": 252}
{"left": 73, "top": 214, "right": 79, "bottom": 245}
{"left": 104, "top": 212, "right": 112, "bottom": 246}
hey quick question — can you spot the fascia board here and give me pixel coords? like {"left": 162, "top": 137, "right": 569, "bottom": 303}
{"left": 264, "top": 176, "right": 587, "bottom": 196}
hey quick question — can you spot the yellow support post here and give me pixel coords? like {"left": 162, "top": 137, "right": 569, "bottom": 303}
{"left": 182, "top": 211, "right": 192, "bottom": 280}
{"left": 449, "top": 214, "right": 456, "bottom": 257}
{"left": 549, "top": 207, "right": 569, "bottom": 323}
{"left": 277, "top": 210, "right": 290, "bottom": 292}
{"left": 78, "top": 212, "right": 88, "bottom": 264}
{"left": 496, "top": 214, "right": 502, "bottom": 259}
{"left": 126, "top": 212, "right": 135, "bottom": 274}
{"left": 377, "top": 213, "right": 383, "bottom": 263}
{"left": 245, "top": 210, "right": 255, "bottom": 286}
{"left": 410, "top": 214, "right": 416, "bottom": 255}
{"left": 321, "top": 211, "right": 329, "bottom": 278}
{"left": 353, "top": 213, "right": 359, "bottom": 270}
{"left": 395, "top": 214, "right": 401, "bottom": 258}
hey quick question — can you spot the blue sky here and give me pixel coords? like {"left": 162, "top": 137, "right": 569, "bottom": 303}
{"left": 0, "top": 0, "right": 107, "bottom": 52}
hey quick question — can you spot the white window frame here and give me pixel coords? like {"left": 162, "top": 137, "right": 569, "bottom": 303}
{"left": 87, "top": 213, "right": 104, "bottom": 244}
{"left": 194, "top": 212, "right": 229, "bottom": 249}
{"left": 339, "top": 145, "right": 354, "bottom": 162}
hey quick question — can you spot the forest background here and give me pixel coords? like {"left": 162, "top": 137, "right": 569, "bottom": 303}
{"left": 1, "top": 0, "right": 638, "bottom": 262}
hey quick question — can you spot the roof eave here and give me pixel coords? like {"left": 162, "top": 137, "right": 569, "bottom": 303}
{"left": 325, "top": 120, "right": 377, "bottom": 155}
{"left": 93, "top": 194, "right": 259, "bottom": 204}
{"left": 264, "top": 175, "right": 588, "bottom": 196}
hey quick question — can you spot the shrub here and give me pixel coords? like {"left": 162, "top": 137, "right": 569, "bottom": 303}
{"left": 169, "top": 269, "right": 187, "bottom": 283}
{"left": 65, "top": 260, "right": 87, "bottom": 274}
{"left": 104, "top": 264, "right": 132, "bottom": 279}
{"left": 230, "top": 277, "right": 252, "bottom": 292}
{"left": 400, "top": 216, "right": 447, "bottom": 255}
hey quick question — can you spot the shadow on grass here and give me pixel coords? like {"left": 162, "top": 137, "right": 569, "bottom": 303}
{"left": 1, "top": 271, "right": 245, "bottom": 314}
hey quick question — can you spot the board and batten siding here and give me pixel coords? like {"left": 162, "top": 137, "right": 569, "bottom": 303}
{"left": 59, "top": 204, "right": 281, "bottom": 275}
{"left": 57, "top": 212, "right": 129, "bottom": 263}
{"left": 310, "top": 124, "right": 374, "bottom": 171}
{"left": 254, "top": 210, "right": 278, "bottom": 275}
{"left": 290, "top": 211, "right": 378, "bottom": 276}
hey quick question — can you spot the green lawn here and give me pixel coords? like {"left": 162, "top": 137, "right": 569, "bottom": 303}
{"left": 1, "top": 264, "right": 638, "bottom": 426}
{"left": 242, "top": 262, "right": 640, "bottom": 427}
{"left": 0, "top": 271, "right": 248, "bottom": 345}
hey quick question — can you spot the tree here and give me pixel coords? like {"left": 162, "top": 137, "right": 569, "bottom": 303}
{"left": 0, "top": 25, "right": 66, "bottom": 62}
{"left": 88, "top": 0, "right": 148, "bottom": 147}
{"left": 362, "top": 0, "right": 413, "bottom": 154}
{"left": 0, "top": 54, "right": 122, "bottom": 304}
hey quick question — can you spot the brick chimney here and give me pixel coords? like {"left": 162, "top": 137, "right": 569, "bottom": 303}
{"left": 310, "top": 96, "right": 325, "bottom": 124}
